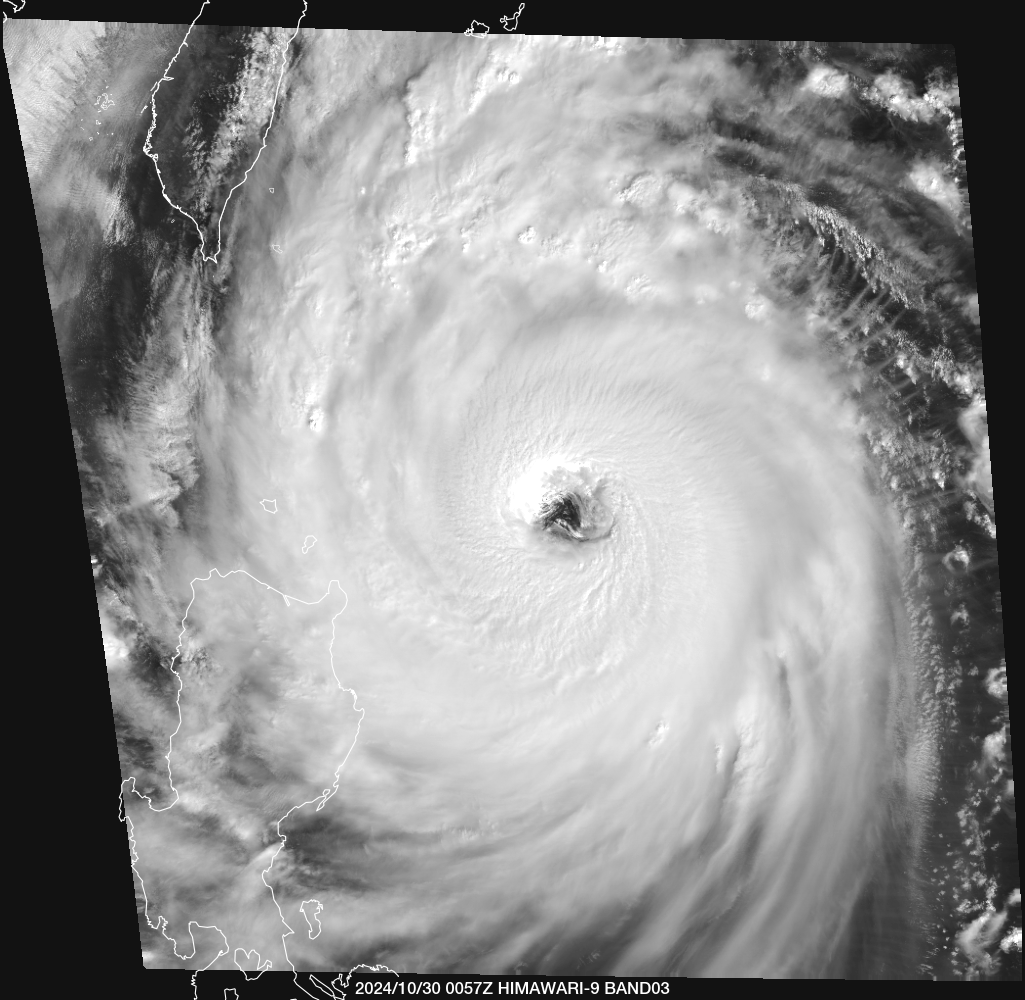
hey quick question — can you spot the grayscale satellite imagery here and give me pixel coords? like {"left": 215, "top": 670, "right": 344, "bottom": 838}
{"left": 4, "top": 5, "right": 1016, "bottom": 994}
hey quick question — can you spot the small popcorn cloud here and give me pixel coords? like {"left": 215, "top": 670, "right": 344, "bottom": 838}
{"left": 909, "top": 160, "right": 963, "bottom": 218}
{"left": 804, "top": 65, "right": 849, "bottom": 98}
{"left": 870, "top": 72, "right": 936, "bottom": 122}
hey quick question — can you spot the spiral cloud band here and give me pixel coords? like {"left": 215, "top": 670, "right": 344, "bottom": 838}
{"left": 139, "top": 38, "right": 927, "bottom": 976}
{"left": 13, "top": 23, "right": 1000, "bottom": 982}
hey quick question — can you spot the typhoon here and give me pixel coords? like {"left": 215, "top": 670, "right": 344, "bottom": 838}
{"left": 10, "top": 23, "right": 1012, "bottom": 983}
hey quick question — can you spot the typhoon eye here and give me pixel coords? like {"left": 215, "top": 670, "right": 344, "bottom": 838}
{"left": 535, "top": 489, "right": 611, "bottom": 542}
{"left": 507, "top": 458, "right": 615, "bottom": 544}
{"left": 538, "top": 491, "right": 582, "bottom": 535}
